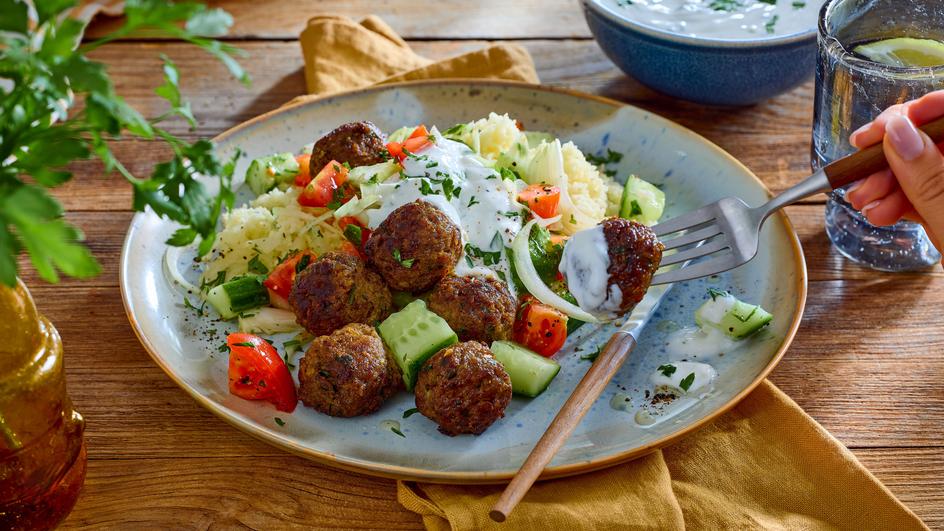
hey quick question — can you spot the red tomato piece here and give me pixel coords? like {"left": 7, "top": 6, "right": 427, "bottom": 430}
{"left": 513, "top": 295, "right": 568, "bottom": 357}
{"left": 338, "top": 216, "right": 372, "bottom": 251}
{"left": 263, "top": 250, "right": 316, "bottom": 300}
{"left": 518, "top": 184, "right": 561, "bottom": 219}
{"left": 293, "top": 154, "right": 312, "bottom": 187}
{"left": 298, "top": 160, "right": 350, "bottom": 207}
{"left": 227, "top": 333, "right": 297, "bottom": 412}
{"left": 386, "top": 125, "right": 433, "bottom": 162}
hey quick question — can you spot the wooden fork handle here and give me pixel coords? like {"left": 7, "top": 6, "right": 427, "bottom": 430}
{"left": 489, "top": 332, "right": 638, "bottom": 523}
{"left": 824, "top": 115, "right": 944, "bottom": 190}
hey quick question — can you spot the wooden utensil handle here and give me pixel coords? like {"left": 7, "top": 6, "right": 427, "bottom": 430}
{"left": 489, "top": 332, "right": 638, "bottom": 523}
{"left": 824, "top": 115, "right": 944, "bottom": 190}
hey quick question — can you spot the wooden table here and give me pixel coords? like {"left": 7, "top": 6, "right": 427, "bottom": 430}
{"left": 31, "top": 1, "right": 941, "bottom": 528}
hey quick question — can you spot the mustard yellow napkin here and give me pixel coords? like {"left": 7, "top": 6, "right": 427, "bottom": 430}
{"left": 295, "top": 16, "right": 926, "bottom": 530}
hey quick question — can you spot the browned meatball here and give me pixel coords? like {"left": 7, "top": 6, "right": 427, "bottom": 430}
{"left": 289, "top": 251, "right": 393, "bottom": 337}
{"left": 601, "top": 217, "right": 664, "bottom": 314}
{"left": 297, "top": 323, "right": 401, "bottom": 417}
{"left": 414, "top": 342, "right": 512, "bottom": 436}
{"left": 365, "top": 201, "right": 463, "bottom": 293}
{"left": 427, "top": 275, "right": 516, "bottom": 343}
{"left": 309, "top": 121, "right": 387, "bottom": 173}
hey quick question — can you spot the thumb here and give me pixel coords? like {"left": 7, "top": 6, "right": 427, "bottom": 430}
{"left": 883, "top": 114, "right": 944, "bottom": 250}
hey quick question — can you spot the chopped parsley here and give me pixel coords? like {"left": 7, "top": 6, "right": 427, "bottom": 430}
{"left": 467, "top": 196, "right": 480, "bottom": 208}
{"left": 200, "top": 271, "right": 227, "bottom": 292}
{"left": 441, "top": 177, "right": 460, "bottom": 201}
{"left": 502, "top": 210, "right": 522, "bottom": 219}
{"left": 443, "top": 123, "right": 467, "bottom": 137}
{"left": 758, "top": 0, "right": 776, "bottom": 4}
{"left": 569, "top": 214, "right": 577, "bottom": 225}
{"left": 402, "top": 407, "right": 420, "bottom": 419}
{"left": 218, "top": 343, "right": 230, "bottom": 353}
{"left": 232, "top": 341, "right": 255, "bottom": 348}
{"left": 629, "top": 200, "right": 643, "bottom": 217}
{"left": 707, "top": 288, "right": 729, "bottom": 301}
{"left": 247, "top": 255, "right": 268, "bottom": 275}
{"left": 499, "top": 167, "right": 521, "bottom": 181}
{"left": 390, "top": 426, "right": 406, "bottom": 438}
{"left": 274, "top": 417, "right": 285, "bottom": 427}
{"left": 791, "top": 1, "right": 805, "bottom": 7}
{"left": 679, "top": 373, "right": 696, "bottom": 392}
{"left": 585, "top": 148, "right": 624, "bottom": 166}
{"left": 464, "top": 244, "right": 502, "bottom": 266}
{"left": 392, "top": 248, "right": 415, "bottom": 268}
{"left": 295, "top": 254, "right": 312, "bottom": 274}
{"left": 658, "top": 364, "right": 677, "bottom": 377}
{"left": 709, "top": 0, "right": 742, "bottom": 11}
{"left": 425, "top": 160, "right": 438, "bottom": 169}
{"left": 183, "top": 297, "right": 206, "bottom": 316}
{"left": 326, "top": 185, "right": 349, "bottom": 210}
{"left": 418, "top": 179, "right": 438, "bottom": 196}
{"left": 343, "top": 224, "right": 363, "bottom": 246}
{"left": 765, "top": 15, "right": 779, "bottom": 34}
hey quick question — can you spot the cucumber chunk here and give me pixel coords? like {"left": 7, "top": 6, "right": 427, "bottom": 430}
{"left": 238, "top": 307, "right": 302, "bottom": 335}
{"left": 490, "top": 341, "right": 560, "bottom": 398}
{"left": 377, "top": 300, "right": 458, "bottom": 390}
{"left": 245, "top": 153, "right": 299, "bottom": 196}
{"left": 206, "top": 276, "right": 269, "bottom": 319}
{"left": 619, "top": 175, "right": 665, "bottom": 225}
{"left": 695, "top": 289, "right": 772, "bottom": 339}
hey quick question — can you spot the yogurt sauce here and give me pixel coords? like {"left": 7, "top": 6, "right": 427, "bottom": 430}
{"left": 635, "top": 361, "right": 717, "bottom": 426}
{"left": 558, "top": 225, "right": 622, "bottom": 319}
{"left": 608, "top": 0, "right": 823, "bottom": 40}
{"left": 367, "top": 130, "right": 524, "bottom": 287}
{"left": 664, "top": 326, "right": 739, "bottom": 360}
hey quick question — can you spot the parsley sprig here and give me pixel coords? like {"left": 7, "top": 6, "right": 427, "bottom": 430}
{"left": 0, "top": 0, "right": 248, "bottom": 286}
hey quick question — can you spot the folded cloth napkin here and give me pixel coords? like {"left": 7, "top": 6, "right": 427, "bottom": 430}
{"left": 295, "top": 15, "right": 926, "bottom": 531}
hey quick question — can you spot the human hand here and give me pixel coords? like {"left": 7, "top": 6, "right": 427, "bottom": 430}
{"left": 845, "top": 90, "right": 944, "bottom": 255}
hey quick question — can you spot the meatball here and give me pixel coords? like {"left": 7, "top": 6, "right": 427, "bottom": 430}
{"left": 601, "top": 217, "right": 664, "bottom": 314}
{"left": 289, "top": 251, "right": 393, "bottom": 337}
{"left": 365, "top": 201, "right": 463, "bottom": 293}
{"left": 297, "top": 323, "right": 401, "bottom": 417}
{"left": 414, "top": 341, "right": 512, "bottom": 436}
{"left": 309, "top": 121, "right": 387, "bottom": 173}
{"left": 427, "top": 275, "right": 516, "bottom": 343}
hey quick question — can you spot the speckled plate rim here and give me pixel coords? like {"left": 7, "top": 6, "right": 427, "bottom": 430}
{"left": 120, "top": 79, "right": 808, "bottom": 484}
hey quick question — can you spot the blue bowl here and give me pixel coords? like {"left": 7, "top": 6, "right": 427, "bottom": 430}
{"left": 582, "top": 0, "right": 817, "bottom": 106}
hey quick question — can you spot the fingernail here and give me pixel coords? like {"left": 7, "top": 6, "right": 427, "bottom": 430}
{"left": 846, "top": 179, "right": 865, "bottom": 194}
{"left": 850, "top": 123, "right": 871, "bottom": 146}
{"left": 886, "top": 115, "right": 925, "bottom": 161}
{"left": 861, "top": 200, "right": 880, "bottom": 215}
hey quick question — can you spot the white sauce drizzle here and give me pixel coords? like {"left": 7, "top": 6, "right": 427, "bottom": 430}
{"left": 366, "top": 130, "right": 524, "bottom": 293}
{"left": 558, "top": 225, "right": 622, "bottom": 319}
{"left": 607, "top": 0, "right": 823, "bottom": 40}
{"left": 635, "top": 361, "right": 716, "bottom": 426}
{"left": 664, "top": 326, "right": 739, "bottom": 360}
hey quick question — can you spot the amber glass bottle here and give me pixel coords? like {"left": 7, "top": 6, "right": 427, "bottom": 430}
{"left": 0, "top": 280, "right": 86, "bottom": 530}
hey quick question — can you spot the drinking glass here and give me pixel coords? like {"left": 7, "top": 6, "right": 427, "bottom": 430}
{"left": 812, "top": 0, "right": 944, "bottom": 271}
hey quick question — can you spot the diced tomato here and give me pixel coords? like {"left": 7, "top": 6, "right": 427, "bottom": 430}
{"left": 263, "top": 250, "right": 316, "bottom": 300}
{"left": 518, "top": 184, "right": 561, "bottom": 219}
{"left": 386, "top": 125, "right": 433, "bottom": 162}
{"left": 338, "top": 216, "right": 372, "bottom": 248}
{"left": 294, "top": 154, "right": 312, "bottom": 187}
{"left": 227, "top": 333, "right": 297, "bottom": 412}
{"left": 337, "top": 241, "right": 363, "bottom": 259}
{"left": 297, "top": 160, "right": 350, "bottom": 207}
{"left": 513, "top": 295, "right": 568, "bottom": 357}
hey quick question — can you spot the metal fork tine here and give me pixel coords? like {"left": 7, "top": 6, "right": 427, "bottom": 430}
{"left": 660, "top": 224, "right": 722, "bottom": 251}
{"left": 659, "top": 238, "right": 730, "bottom": 267}
{"left": 651, "top": 205, "right": 717, "bottom": 237}
{"left": 651, "top": 253, "right": 742, "bottom": 285}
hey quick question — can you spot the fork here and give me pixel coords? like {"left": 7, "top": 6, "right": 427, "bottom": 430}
{"left": 650, "top": 115, "right": 944, "bottom": 285}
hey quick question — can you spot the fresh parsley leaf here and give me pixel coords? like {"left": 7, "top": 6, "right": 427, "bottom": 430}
{"left": 707, "top": 288, "right": 729, "bottom": 301}
{"left": 232, "top": 342, "right": 255, "bottom": 348}
{"left": 791, "top": 1, "right": 806, "bottom": 7}
{"left": 274, "top": 417, "right": 285, "bottom": 427}
{"left": 247, "top": 255, "right": 268, "bottom": 275}
{"left": 585, "top": 148, "right": 624, "bottom": 166}
{"left": 499, "top": 167, "right": 520, "bottom": 181}
{"left": 294, "top": 254, "right": 312, "bottom": 274}
{"left": 758, "top": 0, "right": 776, "bottom": 4}
{"left": 343, "top": 224, "right": 363, "bottom": 246}
{"left": 392, "top": 248, "right": 415, "bottom": 268}
{"left": 402, "top": 407, "right": 420, "bottom": 419}
{"left": 390, "top": 426, "right": 406, "bottom": 438}
{"left": 679, "top": 372, "right": 696, "bottom": 392}
{"left": 709, "top": 0, "right": 742, "bottom": 11}
{"left": 467, "top": 196, "right": 480, "bottom": 208}
{"left": 658, "top": 364, "right": 677, "bottom": 377}
{"left": 629, "top": 200, "right": 643, "bottom": 217}
{"left": 765, "top": 14, "right": 779, "bottom": 34}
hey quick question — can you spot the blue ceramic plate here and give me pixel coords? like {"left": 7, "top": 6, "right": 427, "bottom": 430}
{"left": 120, "top": 80, "right": 806, "bottom": 483}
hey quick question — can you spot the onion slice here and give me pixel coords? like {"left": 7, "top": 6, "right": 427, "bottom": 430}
{"left": 163, "top": 245, "right": 200, "bottom": 296}
{"left": 511, "top": 220, "right": 600, "bottom": 323}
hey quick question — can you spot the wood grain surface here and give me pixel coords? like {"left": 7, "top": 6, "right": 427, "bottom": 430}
{"left": 46, "top": 3, "right": 944, "bottom": 528}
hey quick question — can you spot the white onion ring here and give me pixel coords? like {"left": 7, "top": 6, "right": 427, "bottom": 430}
{"left": 163, "top": 245, "right": 200, "bottom": 296}
{"left": 511, "top": 220, "right": 600, "bottom": 323}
